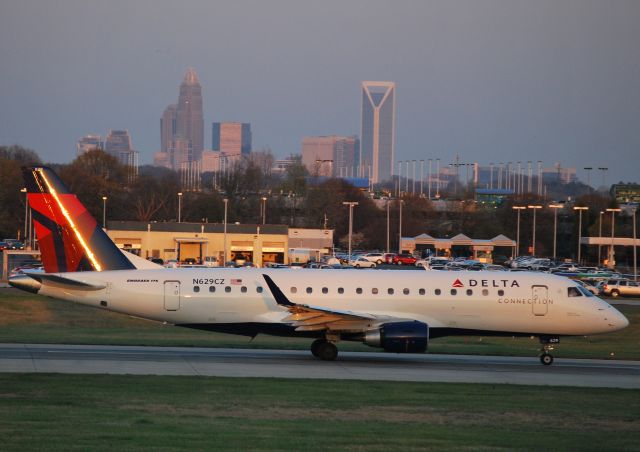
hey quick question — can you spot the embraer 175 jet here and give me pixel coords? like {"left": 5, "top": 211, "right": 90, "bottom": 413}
{"left": 10, "top": 167, "right": 629, "bottom": 365}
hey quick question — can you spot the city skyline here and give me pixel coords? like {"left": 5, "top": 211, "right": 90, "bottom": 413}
{"left": 1, "top": 1, "right": 639, "bottom": 184}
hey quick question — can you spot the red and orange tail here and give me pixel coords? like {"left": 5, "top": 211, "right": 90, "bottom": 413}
{"left": 23, "top": 167, "right": 135, "bottom": 273}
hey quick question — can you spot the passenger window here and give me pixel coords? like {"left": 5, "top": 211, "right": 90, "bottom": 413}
{"left": 403, "top": 288, "right": 410, "bottom": 295}
{"left": 241, "top": 286, "right": 247, "bottom": 293}
{"left": 419, "top": 288, "right": 426, "bottom": 295}
{"left": 498, "top": 290, "right": 504, "bottom": 296}
{"left": 482, "top": 289, "right": 489, "bottom": 296}
{"left": 356, "top": 288, "right": 363, "bottom": 294}
{"left": 466, "top": 289, "right": 472, "bottom": 296}
{"left": 193, "top": 286, "right": 200, "bottom": 293}
{"left": 209, "top": 286, "right": 216, "bottom": 293}
{"left": 338, "top": 287, "right": 344, "bottom": 294}
{"left": 388, "top": 288, "right": 394, "bottom": 295}
{"left": 567, "top": 287, "right": 582, "bottom": 297}
{"left": 256, "top": 287, "right": 263, "bottom": 293}
{"left": 435, "top": 289, "right": 441, "bottom": 295}
{"left": 225, "top": 286, "right": 231, "bottom": 293}
{"left": 322, "top": 287, "right": 328, "bottom": 294}
{"left": 290, "top": 287, "right": 297, "bottom": 294}
{"left": 450, "top": 289, "right": 457, "bottom": 296}
{"left": 372, "top": 288, "right": 378, "bottom": 295}
{"left": 306, "top": 287, "right": 313, "bottom": 294}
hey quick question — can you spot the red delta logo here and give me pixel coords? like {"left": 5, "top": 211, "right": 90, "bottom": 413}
{"left": 452, "top": 279, "right": 464, "bottom": 288}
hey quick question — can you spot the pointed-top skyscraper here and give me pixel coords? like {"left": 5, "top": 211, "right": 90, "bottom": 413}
{"left": 360, "top": 81, "right": 396, "bottom": 183}
{"left": 161, "top": 68, "right": 204, "bottom": 169}
{"left": 176, "top": 67, "right": 204, "bottom": 162}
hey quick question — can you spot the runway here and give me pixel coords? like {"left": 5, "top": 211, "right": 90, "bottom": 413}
{"left": 1, "top": 343, "right": 638, "bottom": 388}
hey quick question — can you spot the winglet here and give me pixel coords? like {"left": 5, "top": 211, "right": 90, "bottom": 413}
{"left": 262, "top": 274, "right": 295, "bottom": 307}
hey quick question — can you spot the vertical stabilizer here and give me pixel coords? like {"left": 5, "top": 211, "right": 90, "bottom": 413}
{"left": 23, "top": 166, "right": 136, "bottom": 273}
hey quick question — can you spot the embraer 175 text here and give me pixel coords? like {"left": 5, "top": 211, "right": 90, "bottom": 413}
{"left": 10, "top": 167, "right": 629, "bottom": 365}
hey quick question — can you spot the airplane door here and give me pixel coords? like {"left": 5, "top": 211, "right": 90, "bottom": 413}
{"left": 531, "top": 285, "right": 548, "bottom": 316}
{"left": 164, "top": 281, "right": 180, "bottom": 311}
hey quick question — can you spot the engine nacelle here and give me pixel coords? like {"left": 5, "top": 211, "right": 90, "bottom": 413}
{"left": 364, "top": 321, "right": 429, "bottom": 353}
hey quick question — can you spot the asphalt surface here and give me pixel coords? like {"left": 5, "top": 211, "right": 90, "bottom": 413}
{"left": 1, "top": 343, "right": 638, "bottom": 388}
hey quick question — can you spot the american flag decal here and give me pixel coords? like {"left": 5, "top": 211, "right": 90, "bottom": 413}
{"left": 231, "top": 278, "right": 243, "bottom": 285}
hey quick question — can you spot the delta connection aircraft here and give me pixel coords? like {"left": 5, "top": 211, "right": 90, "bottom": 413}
{"left": 9, "top": 167, "right": 629, "bottom": 365}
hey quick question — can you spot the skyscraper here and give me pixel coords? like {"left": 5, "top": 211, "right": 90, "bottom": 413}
{"left": 76, "top": 134, "right": 103, "bottom": 155}
{"left": 104, "top": 129, "right": 138, "bottom": 176}
{"left": 360, "top": 81, "right": 396, "bottom": 183}
{"left": 301, "top": 135, "right": 359, "bottom": 177}
{"left": 160, "top": 68, "right": 204, "bottom": 168}
{"left": 212, "top": 122, "right": 252, "bottom": 156}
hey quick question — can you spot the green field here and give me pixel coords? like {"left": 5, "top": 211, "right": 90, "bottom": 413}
{"left": 0, "top": 287, "right": 639, "bottom": 360}
{"left": 0, "top": 374, "right": 638, "bottom": 451}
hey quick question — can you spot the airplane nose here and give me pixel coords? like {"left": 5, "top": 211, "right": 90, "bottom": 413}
{"left": 608, "top": 307, "right": 629, "bottom": 331}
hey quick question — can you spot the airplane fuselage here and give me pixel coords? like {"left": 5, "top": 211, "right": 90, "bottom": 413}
{"left": 30, "top": 268, "right": 627, "bottom": 338}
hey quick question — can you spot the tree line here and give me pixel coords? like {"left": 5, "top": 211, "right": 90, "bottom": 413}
{"left": 1, "top": 145, "right": 634, "bottom": 266}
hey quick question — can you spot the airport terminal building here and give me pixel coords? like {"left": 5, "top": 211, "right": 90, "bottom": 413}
{"left": 105, "top": 221, "right": 333, "bottom": 267}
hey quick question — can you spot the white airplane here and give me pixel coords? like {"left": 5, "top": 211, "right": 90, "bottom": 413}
{"left": 10, "top": 167, "right": 629, "bottom": 365}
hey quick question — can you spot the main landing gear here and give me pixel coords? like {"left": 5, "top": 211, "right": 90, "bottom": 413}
{"left": 310, "top": 339, "right": 338, "bottom": 361}
{"left": 539, "top": 336, "right": 560, "bottom": 366}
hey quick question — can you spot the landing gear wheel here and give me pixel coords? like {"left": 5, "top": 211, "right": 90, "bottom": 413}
{"left": 310, "top": 339, "right": 326, "bottom": 358}
{"left": 316, "top": 341, "right": 338, "bottom": 361}
{"left": 540, "top": 353, "right": 554, "bottom": 366}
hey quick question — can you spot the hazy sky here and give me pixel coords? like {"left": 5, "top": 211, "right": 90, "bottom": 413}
{"left": 1, "top": 0, "right": 639, "bottom": 184}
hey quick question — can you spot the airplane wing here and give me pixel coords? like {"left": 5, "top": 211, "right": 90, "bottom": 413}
{"left": 262, "top": 274, "right": 402, "bottom": 332}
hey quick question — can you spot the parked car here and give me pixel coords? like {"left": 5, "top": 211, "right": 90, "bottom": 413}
{"left": 361, "top": 252, "right": 385, "bottom": 264}
{"left": 148, "top": 257, "right": 165, "bottom": 266}
{"left": 392, "top": 253, "right": 417, "bottom": 265}
{"left": 349, "top": 257, "right": 377, "bottom": 268}
{"left": 203, "top": 256, "right": 220, "bottom": 267}
{"left": 383, "top": 253, "right": 396, "bottom": 264}
{"left": 575, "top": 279, "right": 599, "bottom": 295}
{"left": 600, "top": 279, "right": 640, "bottom": 298}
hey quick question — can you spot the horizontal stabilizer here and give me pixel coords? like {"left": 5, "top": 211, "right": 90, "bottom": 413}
{"left": 28, "top": 273, "right": 106, "bottom": 291}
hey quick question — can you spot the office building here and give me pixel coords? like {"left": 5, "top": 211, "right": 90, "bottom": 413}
{"left": 212, "top": 122, "right": 251, "bottom": 156}
{"left": 160, "top": 68, "right": 204, "bottom": 169}
{"left": 301, "top": 135, "right": 359, "bottom": 177}
{"left": 360, "top": 81, "right": 396, "bottom": 183}
{"left": 104, "top": 129, "right": 138, "bottom": 175}
{"left": 76, "top": 135, "right": 103, "bottom": 155}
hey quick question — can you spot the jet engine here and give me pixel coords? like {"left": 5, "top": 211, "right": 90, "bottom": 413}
{"left": 364, "top": 321, "right": 429, "bottom": 353}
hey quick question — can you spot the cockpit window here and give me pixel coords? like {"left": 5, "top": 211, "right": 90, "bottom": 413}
{"left": 567, "top": 286, "right": 582, "bottom": 297}
{"left": 577, "top": 286, "right": 594, "bottom": 297}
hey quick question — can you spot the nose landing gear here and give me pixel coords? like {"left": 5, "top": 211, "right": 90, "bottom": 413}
{"left": 539, "top": 336, "right": 559, "bottom": 365}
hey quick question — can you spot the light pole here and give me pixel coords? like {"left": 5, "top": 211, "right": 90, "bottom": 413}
{"left": 398, "top": 199, "right": 404, "bottom": 254}
{"left": 261, "top": 197, "right": 267, "bottom": 224}
{"left": 428, "top": 159, "right": 432, "bottom": 199}
{"left": 583, "top": 167, "right": 593, "bottom": 187}
{"left": 528, "top": 205, "right": 543, "bottom": 256}
{"left": 21, "top": 188, "right": 28, "bottom": 240}
{"left": 177, "top": 192, "right": 183, "bottom": 223}
{"left": 102, "top": 196, "right": 108, "bottom": 229}
{"left": 573, "top": 206, "right": 588, "bottom": 263}
{"left": 223, "top": 198, "right": 229, "bottom": 266}
{"left": 386, "top": 200, "right": 390, "bottom": 253}
{"left": 549, "top": 204, "right": 563, "bottom": 259}
{"left": 598, "top": 211, "right": 604, "bottom": 265}
{"left": 343, "top": 202, "right": 358, "bottom": 263}
{"left": 419, "top": 159, "right": 424, "bottom": 196}
{"left": 606, "top": 208, "right": 621, "bottom": 269}
{"left": 512, "top": 206, "right": 526, "bottom": 257}
{"left": 633, "top": 208, "right": 637, "bottom": 282}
